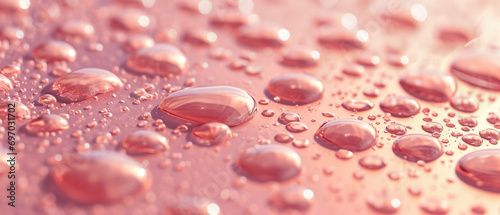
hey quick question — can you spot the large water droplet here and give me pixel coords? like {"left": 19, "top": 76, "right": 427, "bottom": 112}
{"left": 392, "top": 134, "right": 443, "bottom": 162}
{"left": 399, "top": 71, "right": 457, "bottom": 102}
{"left": 190, "top": 122, "right": 232, "bottom": 146}
{"left": 111, "top": 8, "right": 151, "bottom": 32}
{"left": 359, "top": 155, "right": 386, "bottom": 170}
{"left": 341, "top": 99, "right": 374, "bottom": 111}
{"left": 279, "top": 46, "right": 320, "bottom": 67}
{"left": 0, "top": 100, "right": 30, "bottom": 119}
{"left": 317, "top": 27, "right": 368, "bottom": 49}
{"left": 366, "top": 192, "right": 400, "bottom": 213}
{"left": 456, "top": 149, "right": 500, "bottom": 192}
{"left": 267, "top": 73, "right": 324, "bottom": 104}
{"left": 450, "top": 95, "right": 479, "bottom": 113}
{"left": 0, "top": 0, "right": 30, "bottom": 12}
{"left": 380, "top": 96, "right": 420, "bottom": 117}
{"left": 26, "top": 114, "right": 69, "bottom": 133}
{"left": 450, "top": 50, "right": 500, "bottom": 91}
{"left": 51, "top": 151, "right": 152, "bottom": 203}
{"left": 0, "top": 74, "right": 13, "bottom": 92}
{"left": 479, "top": 128, "right": 500, "bottom": 140}
{"left": 419, "top": 198, "right": 449, "bottom": 215}
{"left": 238, "top": 22, "right": 289, "bottom": 47}
{"left": 56, "top": 20, "right": 94, "bottom": 40}
{"left": 316, "top": 119, "right": 377, "bottom": 151}
{"left": 237, "top": 145, "right": 302, "bottom": 181}
{"left": 53, "top": 68, "right": 124, "bottom": 101}
{"left": 462, "top": 134, "right": 482, "bottom": 147}
{"left": 158, "top": 86, "right": 257, "bottom": 126}
{"left": 32, "top": 40, "right": 76, "bottom": 62}
{"left": 169, "top": 197, "right": 220, "bottom": 215}
{"left": 122, "top": 130, "right": 169, "bottom": 155}
{"left": 271, "top": 186, "right": 314, "bottom": 211}
{"left": 126, "top": 43, "right": 187, "bottom": 76}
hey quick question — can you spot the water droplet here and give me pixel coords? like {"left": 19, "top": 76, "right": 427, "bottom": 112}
{"left": 238, "top": 22, "right": 289, "bottom": 47}
{"left": 366, "top": 192, "right": 400, "bottom": 213}
{"left": 286, "top": 122, "right": 309, "bottom": 132}
{"left": 183, "top": 29, "right": 217, "bottom": 46}
{"left": 392, "top": 134, "right": 443, "bottom": 162}
{"left": 53, "top": 68, "right": 124, "bottom": 101}
{"left": 0, "top": 100, "right": 30, "bottom": 119}
{"left": 341, "top": 99, "right": 374, "bottom": 111}
{"left": 111, "top": 8, "right": 151, "bottom": 32}
{"left": 237, "top": 145, "right": 302, "bottom": 181}
{"left": 191, "top": 122, "right": 232, "bottom": 146}
{"left": 380, "top": 96, "right": 420, "bottom": 117}
{"left": 479, "top": 128, "right": 500, "bottom": 140}
{"left": 336, "top": 149, "right": 353, "bottom": 159}
{"left": 399, "top": 71, "right": 457, "bottom": 102}
{"left": 318, "top": 27, "right": 368, "bottom": 49}
{"left": 267, "top": 73, "right": 324, "bottom": 104}
{"left": 271, "top": 186, "right": 313, "bottom": 211}
{"left": 51, "top": 151, "right": 151, "bottom": 203}
{"left": 456, "top": 149, "right": 500, "bottom": 192}
{"left": 359, "top": 155, "right": 386, "bottom": 170}
{"left": 342, "top": 64, "right": 365, "bottom": 77}
{"left": 422, "top": 122, "right": 443, "bottom": 133}
{"left": 124, "top": 34, "right": 154, "bottom": 52}
{"left": 292, "top": 139, "right": 310, "bottom": 148}
{"left": 126, "top": 43, "right": 187, "bottom": 75}
{"left": 56, "top": 20, "right": 94, "bottom": 40}
{"left": 278, "top": 112, "right": 301, "bottom": 123}
{"left": 26, "top": 114, "right": 69, "bottom": 133}
{"left": 158, "top": 86, "right": 257, "bottom": 126}
{"left": 386, "top": 123, "right": 407, "bottom": 135}
{"left": 279, "top": 46, "right": 320, "bottom": 67}
{"left": 122, "top": 130, "right": 169, "bottom": 154}
{"left": 316, "top": 119, "right": 377, "bottom": 151}
{"left": 462, "top": 134, "right": 482, "bottom": 147}
{"left": 0, "top": 74, "right": 13, "bottom": 92}
{"left": 450, "top": 50, "right": 500, "bottom": 91}
{"left": 210, "top": 10, "right": 249, "bottom": 27}
{"left": 32, "top": 40, "right": 76, "bottom": 62}
{"left": 169, "top": 197, "right": 220, "bottom": 215}
{"left": 0, "top": 0, "right": 30, "bottom": 12}
{"left": 275, "top": 132, "right": 294, "bottom": 143}
{"left": 419, "top": 198, "right": 449, "bottom": 215}
{"left": 450, "top": 95, "right": 479, "bottom": 113}
{"left": 261, "top": 109, "right": 275, "bottom": 117}
{"left": 458, "top": 117, "right": 478, "bottom": 127}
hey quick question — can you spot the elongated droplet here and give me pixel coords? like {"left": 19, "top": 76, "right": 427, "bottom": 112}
{"left": 422, "top": 122, "right": 443, "bottom": 133}
{"left": 341, "top": 99, "right": 374, "bottom": 111}
{"left": 456, "top": 149, "right": 500, "bottom": 192}
{"left": 359, "top": 155, "right": 386, "bottom": 170}
{"left": 123, "top": 130, "right": 169, "bottom": 155}
{"left": 0, "top": 100, "right": 30, "bottom": 119}
{"left": 317, "top": 27, "right": 368, "bottom": 49}
{"left": 111, "top": 8, "right": 151, "bottom": 32}
{"left": 286, "top": 122, "right": 309, "bottom": 133}
{"left": 450, "top": 50, "right": 500, "bottom": 91}
{"left": 26, "top": 114, "right": 69, "bottom": 133}
{"left": 53, "top": 68, "right": 124, "bottom": 101}
{"left": 380, "top": 96, "right": 420, "bottom": 117}
{"left": 124, "top": 34, "right": 154, "bottom": 52}
{"left": 237, "top": 145, "right": 302, "bottom": 181}
{"left": 51, "top": 151, "right": 152, "bottom": 203}
{"left": 385, "top": 123, "right": 407, "bottom": 135}
{"left": 479, "top": 128, "right": 500, "bottom": 140}
{"left": 126, "top": 43, "right": 187, "bottom": 75}
{"left": 183, "top": 29, "right": 217, "bottom": 46}
{"left": 0, "top": 74, "right": 13, "bottom": 92}
{"left": 366, "top": 192, "right": 400, "bottom": 213}
{"left": 0, "top": 0, "right": 30, "bottom": 12}
{"left": 158, "top": 86, "right": 257, "bottom": 126}
{"left": 210, "top": 10, "right": 249, "bottom": 27}
{"left": 267, "top": 73, "right": 324, "bottom": 104}
{"left": 271, "top": 186, "right": 314, "bottom": 211}
{"left": 278, "top": 112, "right": 301, "bottom": 123}
{"left": 462, "top": 134, "right": 482, "bottom": 147}
{"left": 32, "top": 40, "right": 76, "bottom": 62}
{"left": 419, "top": 198, "right": 449, "bottom": 215}
{"left": 56, "top": 20, "right": 95, "bottom": 39}
{"left": 316, "top": 119, "right": 377, "bottom": 151}
{"left": 191, "top": 122, "right": 232, "bottom": 146}
{"left": 458, "top": 117, "right": 478, "bottom": 127}
{"left": 399, "top": 71, "right": 457, "bottom": 102}
{"left": 169, "top": 197, "right": 220, "bottom": 215}
{"left": 450, "top": 95, "right": 479, "bottom": 113}
{"left": 392, "top": 134, "right": 443, "bottom": 162}
{"left": 238, "top": 22, "right": 289, "bottom": 47}
{"left": 280, "top": 46, "right": 320, "bottom": 67}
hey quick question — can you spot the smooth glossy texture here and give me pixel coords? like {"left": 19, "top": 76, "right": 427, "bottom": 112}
{"left": 127, "top": 43, "right": 187, "bottom": 75}
{"left": 267, "top": 73, "right": 324, "bottom": 104}
{"left": 399, "top": 71, "right": 457, "bottom": 102}
{"left": 392, "top": 134, "right": 443, "bottom": 162}
{"left": 316, "top": 119, "right": 377, "bottom": 151}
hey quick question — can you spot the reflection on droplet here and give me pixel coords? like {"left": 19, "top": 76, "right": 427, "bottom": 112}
{"left": 450, "top": 50, "right": 500, "bottom": 91}
{"left": 286, "top": 122, "right": 309, "bottom": 133}
{"left": 191, "top": 122, "right": 232, "bottom": 146}
{"left": 422, "top": 122, "right": 443, "bottom": 133}
{"left": 0, "top": 100, "right": 30, "bottom": 119}
{"left": 399, "top": 71, "right": 457, "bottom": 102}
{"left": 158, "top": 86, "right": 257, "bottom": 126}
{"left": 341, "top": 99, "right": 374, "bottom": 111}
{"left": 53, "top": 68, "right": 124, "bottom": 101}
{"left": 419, "top": 198, "right": 449, "bottom": 215}
{"left": 462, "top": 134, "right": 482, "bottom": 147}
{"left": 458, "top": 117, "right": 478, "bottom": 127}
{"left": 280, "top": 46, "right": 320, "bottom": 67}
{"left": 316, "top": 119, "right": 377, "bottom": 151}
{"left": 169, "top": 197, "right": 220, "bottom": 215}
{"left": 318, "top": 27, "right": 368, "bottom": 49}
{"left": 359, "top": 155, "right": 386, "bottom": 170}
{"left": 126, "top": 43, "right": 187, "bottom": 75}
{"left": 111, "top": 8, "right": 151, "bottom": 32}
{"left": 0, "top": 74, "right": 13, "bottom": 92}
{"left": 26, "top": 114, "right": 69, "bottom": 133}
{"left": 124, "top": 34, "right": 154, "bottom": 52}
{"left": 267, "top": 73, "right": 324, "bottom": 104}
{"left": 32, "top": 40, "right": 76, "bottom": 62}
{"left": 123, "top": 130, "right": 169, "bottom": 154}
{"left": 411, "top": 4, "right": 427, "bottom": 22}
{"left": 279, "top": 112, "right": 301, "bottom": 123}
{"left": 479, "top": 128, "right": 500, "bottom": 140}
{"left": 392, "top": 134, "right": 443, "bottom": 162}
{"left": 238, "top": 23, "right": 289, "bottom": 47}
{"left": 380, "top": 96, "right": 420, "bottom": 117}
{"left": 51, "top": 151, "right": 152, "bottom": 203}
{"left": 271, "top": 186, "right": 313, "bottom": 211}
{"left": 237, "top": 145, "right": 302, "bottom": 181}
{"left": 456, "top": 149, "right": 500, "bottom": 192}
{"left": 450, "top": 95, "right": 479, "bottom": 113}
{"left": 183, "top": 30, "right": 217, "bottom": 46}
{"left": 366, "top": 192, "right": 400, "bottom": 213}
{"left": 386, "top": 123, "right": 407, "bottom": 135}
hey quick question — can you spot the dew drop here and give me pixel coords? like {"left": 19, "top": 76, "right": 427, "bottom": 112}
{"left": 479, "top": 128, "right": 500, "bottom": 140}
{"left": 111, "top": 8, "right": 151, "bottom": 32}
{"left": 238, "top": 22, "right": 289, "bottom": 47}
{"left": 53, "top": 68, "right": 124, "bottom": 101}
{"left": 286, "top": 122, "right": 309, "bottom": 133}
{"left": 122, "top": 130, "right": 169, "bottom": 155}
{"left": 271, "top": 186, "right": 313, "bottom": 211}
{"left": 279, "top": 45, "right": 320, "bottom": 67}
{"left": 267, "top": 73, "right": 324, "bottom": 104}
{"left": 366, "top": 192, "right": 400, "bottom": 213}
{"left": 275, "top": 132, "right": 293, "bottom": 143}
{"left": 158, "top": 86, "right": 257, "bottom": 126}
{"left": 318, "top": 27, "right": 368, "bottom": 49}
{"left": 385, "top": 123, "right": 407, "bottom": 135}
{"left": 191, "top": 122, "right": 232, "bottom": 146}
{"left": 450, "top": 95, "right": 479, "bottom": 113}
{"left": 462, "top": 134, "right": 482, "bottom": 147}
{"left": 359, "top": 155, "right": 386, "bottom": 170}
{"left": 456, "top": 149, "right": 500, "bottom": 192}
{"left": 316, "top": 119, "right": 377, "bottom": 151}
{"left": 278, "top": 112, "right": 301, "bottom": 123}
{"left": 419, "top": 198, "right": 449, "bottom": 215}
{"left": 32, "top": 40, "right": 76, "bottom": 62}
{"left": 380, "top": 96, "right": 420, "bottom": 117}
{"left": 26, "top": 114, "right": 69, "bottom": 133}
{"left": 422, "top": 122, "right": 443, "bottom": 133}
{"left": 51, "top": 151, "right": 151, "bottom": 203}
{"left": 399, "top": 71, "right": 457, "bottom": 102}
{"left": 341, "top": 99, "right": 374, "bottom": 111}
{"left": 0, "top": 74, "right": 13, "bottom": 92}
{"left": 56, "top": 20, "right": 94, "bottom": 40}
{"left": 183, "top": 29, "right": 217, "bottom": 46}
{"left": 124, "top": 34, "right": 154, "bottom": 52}
{"left": 126, "top": 43, "right": 187, "bottom": 75}
{"left": 237, "top": 145, "right": 302, "bottom": 181}
{"left": 169, "top": 197, "right": 220, "bottom": 215}
{"left": 392, "top": 134, "right": 443, "bottom": 162}
{"left": 450, "top": 50, "right": 500, "bottom": 91}
{"left": 0, "top": 100, "right": 30, "bottom": 119}
{"left": 458, "top": 117, "right": 478, "bottom": 127}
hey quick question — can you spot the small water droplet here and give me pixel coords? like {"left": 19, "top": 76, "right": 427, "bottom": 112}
{"left": 32, "top": 40, "right": 76, "bottom": 62}
{"left": 419, "top": 198, "right": 449, "bottom": 215}
{"left": 462, "top": 134, "right": 482, "bottom": 147}
{"left": 122, "top": 130, "right": 169, "bottom": 154}
{"left": 341, "top": 99, "right": 374, "bottom": 111}
{"left": 271, "top": 186, "right": 313, "bottom": 211}
{"left": 392, "top": 134, "right": 443, "bottom": 162}
{"left": 191, "top": 122, "right": 232, "bottom": 146}
{"left": 316, "top": 119, "right": 377, "bottom": 151}
{"left": 267, "top": 73, "right": 324, "bottom": 104}
{"left": 127, "top": 43, "right": 187, "bottom": 75}
{"left": 279, "top": 45, "right": 320, "bottom": 67}
{"left": 380, "top": 96, "right": 420, "bottom": 117}
{"left": 26, "top": 114, "right": 69, "bottom": 133}
{"left": 422, "top": 122, "right": 443, "bottom": 133}
{"left": 399, "top": 71, "right": 457, "bottom": 102}
{"left": 386, "top": 123, "right": 407, "bottom": 135}
{"left": 450, "top": 95, "right": 479, "bottom": 113}
{"left": 359, "top": 155, "right": 386, "bottom": 170}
